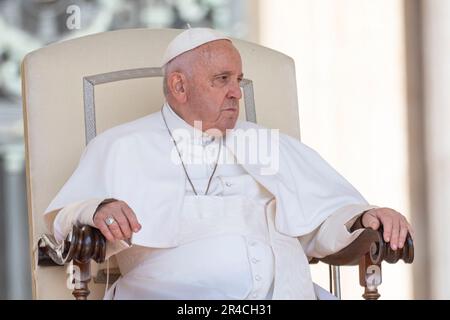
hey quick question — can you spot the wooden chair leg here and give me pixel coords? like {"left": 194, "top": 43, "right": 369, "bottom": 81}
{"left": 363, "top": 287, "right": 381, "bottom": 300}
{"left": 359, "top": 254, "right": 382, "bottom": 300}
{"left": 72, "top": 260, "right": 91, "bottom": 300}
{"left": 38, "top": 225, "right": 106, "bottom": 300}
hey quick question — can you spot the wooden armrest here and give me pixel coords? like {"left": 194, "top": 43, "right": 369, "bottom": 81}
{"left": 309, "top": 227, "right": 414, "bottom": 300}
{"left": 39, "top": 225, "right": 414, "bottom": 300}
{"left": 310, "top": 227, "right": 414, "bottom": 266}
{"left": 38, "top": 225, "right": 106, "bottom": 266}
{"left": 37, "top": 225, "right": 106, "bottom": 299}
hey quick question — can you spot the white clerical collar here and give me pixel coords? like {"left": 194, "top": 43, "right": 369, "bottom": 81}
{"left": 162, "top": 102, "right": 218, "bottom": 146}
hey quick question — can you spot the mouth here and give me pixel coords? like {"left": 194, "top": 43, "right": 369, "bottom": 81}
{"left": 223, "top": 107, "right": 238, "bottom": 112}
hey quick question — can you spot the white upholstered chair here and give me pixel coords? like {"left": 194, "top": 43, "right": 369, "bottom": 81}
{"left": 21, "top": 28, "right": 413, "bottom": 300}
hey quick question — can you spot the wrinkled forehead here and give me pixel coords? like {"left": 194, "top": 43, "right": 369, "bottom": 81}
{"left": 166, "top": 39, "right": 242, "bottom": 78}
{"left": 198, "top": 39, "right": 239, "bottom": 55}
{"left": 192, "top": 40, "right": 242, "bottom": 71}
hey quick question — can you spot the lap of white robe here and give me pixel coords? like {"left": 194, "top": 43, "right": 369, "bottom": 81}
{"left": 104, "top": 277, "right": 337, "bottom": 300}
{"left": 313, "top": 283, "right": 339, "bottom": 300}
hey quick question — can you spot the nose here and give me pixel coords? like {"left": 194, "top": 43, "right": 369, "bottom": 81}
{"left": 227, "top": 79, "right": 242, "bottom": 100}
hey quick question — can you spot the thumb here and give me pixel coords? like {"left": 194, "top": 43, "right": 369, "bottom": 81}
{"left": 362, "top": 212, "right": 380, "bottom": 230}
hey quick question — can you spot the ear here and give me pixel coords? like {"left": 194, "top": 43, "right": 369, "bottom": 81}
{"left": 168, "top": 72, "right": 188, "bottom": 103}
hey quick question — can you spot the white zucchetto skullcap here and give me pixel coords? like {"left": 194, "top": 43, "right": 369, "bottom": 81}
{"left": 161, "top": 28, "right": 231, "bottom": 66}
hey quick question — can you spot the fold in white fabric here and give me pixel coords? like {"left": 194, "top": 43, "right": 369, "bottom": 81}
{"left": 47, "top": 103, "right": 372, "bottom": 247}
{"left": 107, "top": 162, "right": 276, "bottom": 299}
{"left": 48, "top": 102, "right": 376, "bottom": 299}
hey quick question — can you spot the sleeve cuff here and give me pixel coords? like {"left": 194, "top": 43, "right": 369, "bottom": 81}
{"left": 52, "top": 198, "right": 106, "bottom": 242}
{"left": 326, "top": 204, "right": 379, "bottom": 251}
{"left": 302, "top": 203, "right": 379, "bottom": 258}
{"left": 78, "top": 198, "right": 107, "bottom": 226}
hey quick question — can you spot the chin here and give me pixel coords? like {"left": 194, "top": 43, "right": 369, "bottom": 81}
{"left": 224, "top": 118, "right": 238, "bottom": 130}
{"left": 211, "top": 117, "right": 238, "bottom": 136}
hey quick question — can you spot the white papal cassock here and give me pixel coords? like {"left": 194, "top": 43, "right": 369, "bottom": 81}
{"left": 46, "top": 102, "right": 376, "bottom": 299}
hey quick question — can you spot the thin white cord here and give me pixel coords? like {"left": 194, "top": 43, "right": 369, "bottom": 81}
{"left": 104, "top": 258, "right": 110, "bottom": 298}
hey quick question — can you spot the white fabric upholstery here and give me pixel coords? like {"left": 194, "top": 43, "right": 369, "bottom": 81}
{"left": 22, "top": 28, "right": 300, "bottom": 299}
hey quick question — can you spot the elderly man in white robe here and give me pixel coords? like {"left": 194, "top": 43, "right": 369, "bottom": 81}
{"left": 44, "top": 28, "right": 413, "bottom": 300}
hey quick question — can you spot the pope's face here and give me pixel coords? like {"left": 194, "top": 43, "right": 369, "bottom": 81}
{"left": 187, "top": 40, "right": 243, "bottom": 135}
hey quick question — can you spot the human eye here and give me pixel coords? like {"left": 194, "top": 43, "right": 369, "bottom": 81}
{"left": 218, "top": 75, "right": 229, "bottom": 82}
{"left": 212, "top": 74, "right": 229, "bottom": 87}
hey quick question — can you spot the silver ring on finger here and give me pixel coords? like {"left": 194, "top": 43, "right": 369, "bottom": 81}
{"left": 104, "top": 216, "right": 116, "bottom": 226}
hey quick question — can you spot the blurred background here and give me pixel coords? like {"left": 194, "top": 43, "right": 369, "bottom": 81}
{"left": 0, "top": 0, "right": 448, "bottom": 299}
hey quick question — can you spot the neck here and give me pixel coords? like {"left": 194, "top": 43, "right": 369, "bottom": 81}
{"left": 165, "top": 102, "right": 227, "bottom": 137}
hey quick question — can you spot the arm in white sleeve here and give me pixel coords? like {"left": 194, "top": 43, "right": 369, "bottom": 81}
{"left": 51, "top": 198, "right": 105, "bottom": 242}
{"left": 49, "top": 198, "right": 131, "bottom": 259}
{"left": 299, "top": 204, "right": 378, "bottom": 259}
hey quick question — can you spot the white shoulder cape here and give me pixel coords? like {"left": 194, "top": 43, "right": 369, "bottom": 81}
{"left": 46, "top": 111, "right": 368, "bottom": 248}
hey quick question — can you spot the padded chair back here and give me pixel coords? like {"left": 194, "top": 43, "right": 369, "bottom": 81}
{"left": 22, "top": 28, "right": 300, "bottom": 299}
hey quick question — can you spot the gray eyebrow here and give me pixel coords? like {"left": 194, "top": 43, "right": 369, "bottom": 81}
{"left": 213, "top": 72, "right": 244, "bottom": 78}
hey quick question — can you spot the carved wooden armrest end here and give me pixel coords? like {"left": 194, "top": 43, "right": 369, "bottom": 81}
{"left": 37, "top": 225, "right": 106, "bottom": 300}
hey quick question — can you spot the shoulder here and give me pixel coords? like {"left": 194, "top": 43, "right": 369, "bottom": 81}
{"left": 233, "top": 120, "right": 319, "bottom": 154}
{"left": 233, "top": 120, "right": 299, "bottom": 143}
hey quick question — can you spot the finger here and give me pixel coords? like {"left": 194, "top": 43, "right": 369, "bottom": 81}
{"left": 398, "top": 221, "right": 409, "bottom": 249}
{"left": 390, "top": 218, "right": 400, "bottom": 250}
{"left": 382, "top": 216, "right": 393, "bottom": 243}
{"left": 107, "top": 219, "right": 126, "bottom": 240}
{"left": 93, "top": 206, "right": 123, "bottom": 238}
{"left": 364, "top": 213, "right": 380, "bottom": 230}
{"left": 113, "top": 210, "right": 133, "bottom": 239}
{"left": 121, "top": 204, "right": 141, "bottom": 233}
{"left": 96, "top": 220, "right": 115, "bottom": 242}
